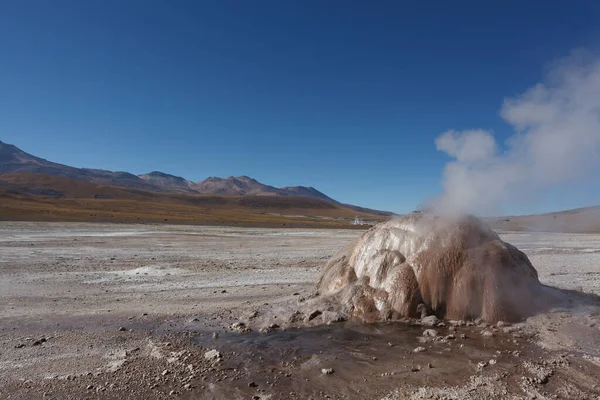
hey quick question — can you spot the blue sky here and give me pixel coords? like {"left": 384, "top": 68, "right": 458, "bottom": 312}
{"left": 1, "top": 1, "right": 600, "bottom": 213}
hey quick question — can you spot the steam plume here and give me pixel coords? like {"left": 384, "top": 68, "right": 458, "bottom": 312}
{"left": 434, "top": 50, "right": 600, "bottom": 216}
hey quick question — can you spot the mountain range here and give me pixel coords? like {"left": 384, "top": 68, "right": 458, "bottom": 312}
{"left": 0, "top": 140, "right": 390, "bottom": 216}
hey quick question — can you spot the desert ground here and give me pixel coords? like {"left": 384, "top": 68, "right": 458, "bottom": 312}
{"left": 1, "top": 222, "right": 600, "bottom": 399}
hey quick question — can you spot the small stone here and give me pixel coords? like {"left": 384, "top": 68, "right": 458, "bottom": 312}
{"left": 321, "top": 368, "right": 334, "bottom": 375}
{"left": 481, "top": 330, "right": 495, "bottom": 338}
{"left": 248, "top": 382, "right": 258, "bottom": 387}
{"left": 460, "top": 334, "right": 467, "bottom": 339}
{"left": 422, "top": 329, "right": 438, "bottom": 337}
{"left": 413, "top": 346, "right": 427, "bottom": 353}
{"left": 496, "top": 321, "right": 507, "bottom": 327}
{"left": 477, "top": 361, "right": 488, "bottom": 371}
{"left": 444, "top": 334, "right": 456, "bottom": 340}
{"left": 183, "top": 383, "right": 192, "bottom": 390}
{"left": 14, "top": 344, "right": 25, "bottom": 349}
{"left": 118, "top": 327, "right": 127, "bottom": 332}
{"left": 489, "top": 359, "right": 497, "bottom": 365}
{"left": 86, "top": 385, "right": 94, "bottom": 390}
{"left": 204, "top": 349, "right": 222, "bottom": 361}
{"left": 229, "top": 322, "right": 251, "bottom": 333}
{"left": 162, "top": 369, "right": 170, "bottom": 376}
{"left": 212, "top": 332, "right": 219, "bottom": 339}
{"left": 169, "top": 390, "right": 177, "bottom": 395}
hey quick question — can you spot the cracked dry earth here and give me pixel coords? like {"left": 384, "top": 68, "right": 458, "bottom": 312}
{"left": 1, "top": 222, "right": 600, "bottom": 399}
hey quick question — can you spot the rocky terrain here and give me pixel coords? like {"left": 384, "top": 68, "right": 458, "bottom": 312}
{"left": 1, "top": 223, "right": 600, "bottom": 399}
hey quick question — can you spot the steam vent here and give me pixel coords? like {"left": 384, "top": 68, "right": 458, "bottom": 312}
{"left": 317, "top": 212, "right": 547, "bottom": 323}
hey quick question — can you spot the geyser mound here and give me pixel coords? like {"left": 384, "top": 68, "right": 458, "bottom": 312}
{"left": 317, "top": 213, "right": 549, "bottom": 323}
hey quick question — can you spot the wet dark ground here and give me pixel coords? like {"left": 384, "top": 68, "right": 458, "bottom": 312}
{"left": 188, "top": 321, "right": 527, "bottom": 399}
{"left": 1, "top": 314, "right": 531, "bottom": 400}
{"left": 5, "top": 313, "right": 600, "bottom": 400}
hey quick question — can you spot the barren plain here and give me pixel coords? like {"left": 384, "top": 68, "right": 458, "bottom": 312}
{"left": 1, "top": 222, "right": 600, "bottom": 399}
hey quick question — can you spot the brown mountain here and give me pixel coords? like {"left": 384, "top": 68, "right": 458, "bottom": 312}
{"left": 191, "top": 176, "right": 284, "bottom": 196}
{"left": 139, "top": 171, "right": 196, "bottom": 193}
{"left": 0, "top": 140, "right": 159, "bottom": 192}
{"left": 0, "top": 173, "right": 389, "bottom": 228}
{"left": 0, "top": 140, "right": 392, "bottom": 215}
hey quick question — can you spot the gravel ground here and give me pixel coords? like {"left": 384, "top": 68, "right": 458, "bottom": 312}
{"left": 1, "top": 222, "right": 600, "bottom": 399}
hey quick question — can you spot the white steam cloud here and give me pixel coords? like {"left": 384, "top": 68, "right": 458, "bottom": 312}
{"left": 434, "top": 50, "right": 600, "bottom": 216}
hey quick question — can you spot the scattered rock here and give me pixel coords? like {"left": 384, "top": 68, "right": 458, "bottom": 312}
{"left": 204, "top": 349, "right": 222, "bottom": 362}
{"left": 444, "top": 334, "right": 456, "bottom": 340}
{"left": 229, "top": 322, "right": 251, "bottom": 333}
{"left": 421, "top": 315, "right": 440, "bottom": 327}
{"left": 423, "top": 329, "right": 438, "bottom": 337}
{"left": 321, "top": 368, "right": 334, "bottom": 375}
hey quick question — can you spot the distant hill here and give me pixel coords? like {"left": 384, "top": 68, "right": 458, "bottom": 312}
{"left": 139, "top": 171, "right": 196, "bottom": 193}
{"left": 0, "top": 140, "right": 159, "bottom": 192}
{"left": 487, "top": 205, "right": 600, "bottom": 233}
{"left": 0, "top": 140, "right": 392, "bottom": 215}
{"left": 0, "top": 173, "right": 389, "bottom": 228}
{"left": 191, "top": 176, "right": 284, "bottom": 196}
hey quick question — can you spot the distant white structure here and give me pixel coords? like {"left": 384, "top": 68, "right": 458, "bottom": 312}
{"left": 353, "top": 216, "right": 365, "bottom": 225}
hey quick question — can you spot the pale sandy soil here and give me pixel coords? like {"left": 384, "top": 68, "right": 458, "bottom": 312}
{"left": 1, "top": 222, "right": 600, "bottom": 399}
